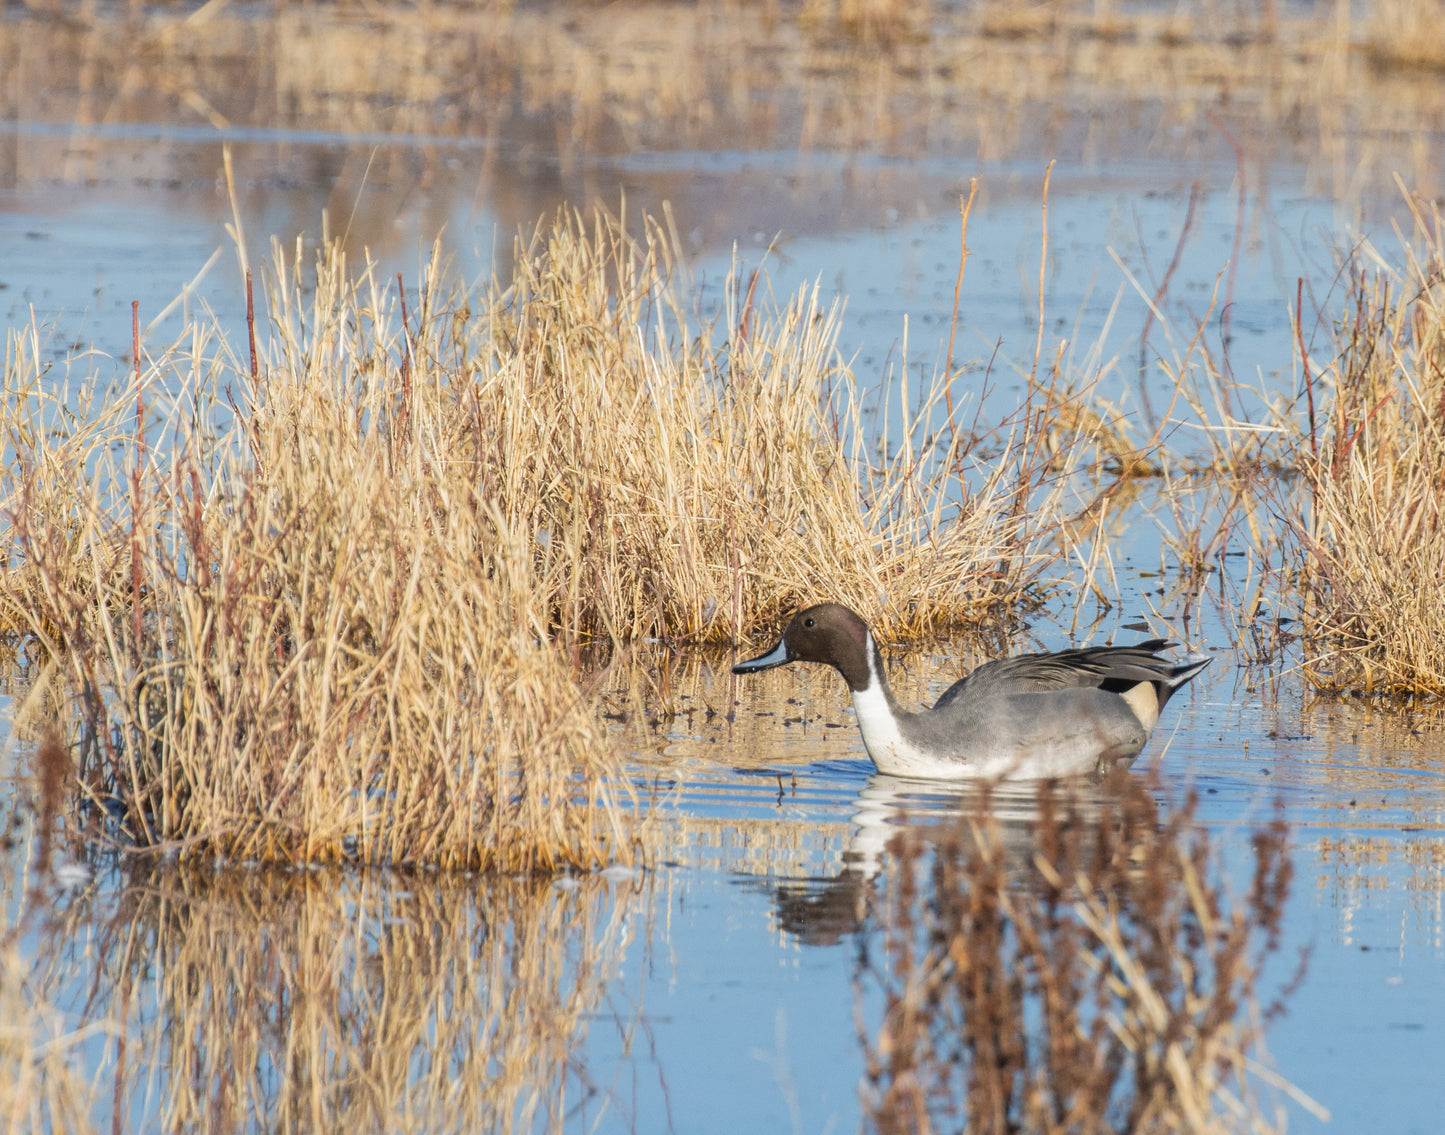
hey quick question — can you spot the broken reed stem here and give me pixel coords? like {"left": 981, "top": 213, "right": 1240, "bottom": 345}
{"left": 1207, "top": 108, "right": 1246, "bottom": 394}
{"left": 944, "top": 177, "right": 979, "bottom": 436}
{"left": 246, "top": 268, "right": 258, "bottom": 382}
{"left": 738, "top": 265, "right": 760, "bottom": 344}
{"left": 1138, "top": 180, "right": 1202, "bottom": 426}
{"left": 1298, "top": 277, "right": 1317, "bottom": 464}
{"left": 396, "top": 271, "right": 413, "bottom": 449}
{"left": 991, "top": 163, "right": 1057, "bottom": 601}
{"left": 1030, "top": 160, "right": 1052, "bottom": 395}
{"left": 130, "top": 300, "right": 144, "bottom": 659}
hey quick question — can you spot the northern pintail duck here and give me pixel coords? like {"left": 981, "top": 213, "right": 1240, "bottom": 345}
{"left": 732, "top": 603, "right": 1210, "bottom": 780}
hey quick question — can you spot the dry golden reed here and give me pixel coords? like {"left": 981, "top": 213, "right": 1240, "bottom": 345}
{"left": 1291, "top": 192, "right": 1445, "bottom": 695}
{"left": 1, "top": 225, "right": 631, "bottom": 869}
{"left": 1, "top": 206, "right": 1114, "bottom": 865}
{"left": 477, "top": 210, "right": 1086, "bottom": 646}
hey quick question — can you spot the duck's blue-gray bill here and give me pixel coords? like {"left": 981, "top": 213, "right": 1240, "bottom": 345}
{"left": 732, "top": 639, "right": 791, "bottom": 674}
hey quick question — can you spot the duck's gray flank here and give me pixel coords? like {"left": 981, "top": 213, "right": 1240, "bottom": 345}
{"left": 732, "top": 603, "right": 1209, "bottom": 780}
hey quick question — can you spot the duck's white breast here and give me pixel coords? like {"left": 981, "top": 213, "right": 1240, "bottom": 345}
{"left": 850, "top": 642, "right": 977, "bottom": 778}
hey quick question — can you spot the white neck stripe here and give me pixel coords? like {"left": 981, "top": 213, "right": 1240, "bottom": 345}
{"left": 851, "top": 631, "right": 907, "bottom": 768}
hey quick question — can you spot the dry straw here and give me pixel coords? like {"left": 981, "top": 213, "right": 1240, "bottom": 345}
{"left": 1, "top": 221, "right": 622, "bottom": 869}
{"left": 1291, "top": 190, "right": 1445, "bottom": 695}
{"left": 475, "top": 208, "right": 1093, "bottom": 645}
{"left": 1, "top": 207, "right": 1122, "bottom": 865}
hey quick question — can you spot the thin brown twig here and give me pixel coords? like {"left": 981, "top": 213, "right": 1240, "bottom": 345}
{"left": 246, "top": 268, "right": 259, "bottom": 382}
{"left": 1298, "top": 277, "right": 1318, "bottom": 463}
{"left": 1138, "top": 180, "right": 1203, "bottom": 425}
{"left": 131, "top": 300, "right": 144, "bottom": 650}
{"left": 1207, "top": 109, "right": 1246, "bottom": 394}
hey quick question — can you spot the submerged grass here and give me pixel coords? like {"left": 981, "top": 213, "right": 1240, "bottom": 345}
{"left": 0, "top": 934, "right": 101, "bottom": 1135}
{"left": 0, "top": 207, "right": 1110, "bottom": 865}
{"left": 0, "top": 801, "right": 103, "bottom": 1135}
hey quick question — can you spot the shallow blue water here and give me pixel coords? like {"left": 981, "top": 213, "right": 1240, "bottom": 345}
{"left": 608, "top": 668, "right": 1444, "bottom": 1133}
{"left": 4, "top": 84, "right": 1444, "bottom": 1135}
{"left": 4, "top": 560, "right": 1443, "bottom": 1131}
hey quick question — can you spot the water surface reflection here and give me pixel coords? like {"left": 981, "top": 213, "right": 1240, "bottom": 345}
{"left": 5, "top": 658, "right": 1444, "bottom": 1132}
{"left": 10, "top": 860, "right": 646, "bottom": 1131}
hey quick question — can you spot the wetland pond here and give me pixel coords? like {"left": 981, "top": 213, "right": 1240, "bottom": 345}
{"left": 4, "top": 3, "right": 1445, "bottom": 1131}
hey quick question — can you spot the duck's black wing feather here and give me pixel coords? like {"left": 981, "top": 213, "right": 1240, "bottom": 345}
{"left": 932, "top": 639, "right": 1181, "bottom": 710}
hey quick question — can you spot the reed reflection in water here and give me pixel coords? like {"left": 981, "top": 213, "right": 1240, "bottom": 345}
{"left": 18, "top": 863, "right": 644, "bottom": 1132}
{"left": 750, "top": 772, "right": 1320, "bottom": 1134}
{"left": 6, "top": 756, "right": 1340, "bottom": 1134}
{"left": 849, "top": 774, "right": 1318, "bottom": 1134}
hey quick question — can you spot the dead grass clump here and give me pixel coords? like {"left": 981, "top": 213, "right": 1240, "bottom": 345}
{"left": 1, "top": 242, "right": 631, "bottom": 870}
{"left": 1, "top": 206, "right": 1097, "bottom": 864}
{"left": 478, "top": 210, "right": 1079, "bottom": 647}
{"left": 860, "top": 775, "right": 1319, "bottom": 1134}
{"left": 1292, "top": 196, "right": 1445, "bottom": 695}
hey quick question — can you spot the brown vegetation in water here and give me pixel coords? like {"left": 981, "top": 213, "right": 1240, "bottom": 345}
{"left": 0, "top": 798, "right": 104, "bottom": 1135}
{"left": 1291, "top": 195, "right": 1445, "bottom": 696}
{"left": 0, "top": 940, "right": 101, "bottom": 1135}
{"left": 860, "top": 775, "right": 1320, "bottom": 1134}
{"left": 1, "top": 853, "right": 637, "bottom": 1133}
{"left": 479, "top": 210, "right": 1097, "bottom": 645}
{"left": 0, "top": 207, "right": 1115, "bottom": 864}
{"left": 4, "top": 0, "right": 1445, "bottom": 232}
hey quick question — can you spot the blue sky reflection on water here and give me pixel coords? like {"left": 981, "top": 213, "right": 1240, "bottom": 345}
{"left": 3, "top": 127, "right": 1444, "bottom": 1133}
{"left": 1, "top": 144, "right": 1385, "bottom": 413}
{"left": 2, "top": 479, "right": 1443, "bottom": 1132}
{"left": 583, "top": 671, "right": 1444, "bottom": 1134}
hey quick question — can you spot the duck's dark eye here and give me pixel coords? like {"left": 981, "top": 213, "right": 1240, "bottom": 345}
{"left": 804, "top": 618, "right": 815, "bottom": 627}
